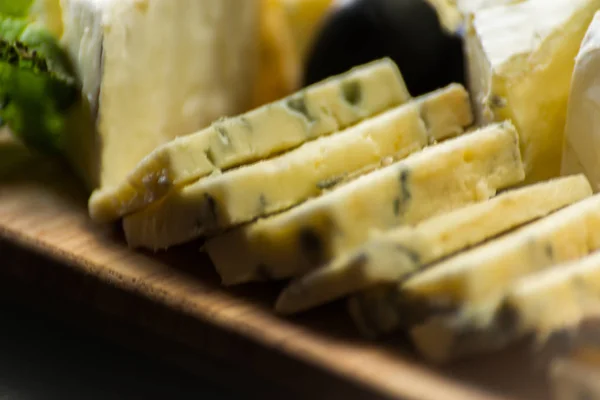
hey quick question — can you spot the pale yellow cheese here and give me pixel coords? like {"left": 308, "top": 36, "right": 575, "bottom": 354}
{"left": 410, "top": 249, "right": 600, "bottom": 364}
{"left": 349, "top": 193, "right": 600, "bottom": 341}
{"left": 122, "top": 84, "right": 472, "bottom": 250}
{"left": 276, "top": 174, "right": 592, "bottom": 315}
{"left": 465, "top": 0, "right": 600, "bottom": 184}
{"left": 60, "top": 0, "right": 260, "bottom": 205}
{"left": 206, "top": 121, "right": 525, "bottom": 286}
{"left": 89, "top": 58, "right": 411, "bottom": 223}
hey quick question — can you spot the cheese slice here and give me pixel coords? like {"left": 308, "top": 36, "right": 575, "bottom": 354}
{"left": 60, "top": 0, "right": 260, "bottom": 191}
{"left": 562, "top": 11, "right": 600, "bottom": 192}
{"left": 89, "top": 58, "right": 411, "bottom": 223}
{"left": 465, "top": 0, "right": 600, "bottom": 184}
{"left": 349, "top": 193, "right": 600, "bottom": 340}
{"left": 410, "top": 249, "right": 600, "bottom": 364}
{"left": 123, "top": 84, "right": 472, "bottom": 250}
{"left": 275, "top": 174, "right": 592, "bottom": 315}
{"left": 206, "top": 121, "right": 525, "bottom": 286}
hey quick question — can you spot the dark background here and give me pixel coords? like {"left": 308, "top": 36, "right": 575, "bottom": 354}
{"left": 0, "top": 299, "right": 244, "bottom": 400}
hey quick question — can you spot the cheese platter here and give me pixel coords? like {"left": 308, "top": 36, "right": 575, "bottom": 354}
{"left": 4, "top": 0, "right": 600, "bottom": 398}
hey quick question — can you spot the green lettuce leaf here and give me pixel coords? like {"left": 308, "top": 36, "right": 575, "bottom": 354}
{"left": 0, "top": 0, "right": 35, "bottom": 18}
{"left": 0, "top": 16, "right": 80, "bottom": 155}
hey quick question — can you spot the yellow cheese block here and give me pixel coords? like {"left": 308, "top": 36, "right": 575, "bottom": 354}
{"left": 464, "top": 0, "right": 600, "bottom": 184}
{"left": 276, "top": 174, "right": 592, "bottom": 315}
{"left": 122, "top": 84, "right": 472, "bottom": 250}
{"left": 206, "top": 121, "right": 525, "bottom": 286}
{"left": 89, "top": 58, "right": 411, "bottom": 223}
{"left": 349, "top": 193, "right": 600, "bottom": 341}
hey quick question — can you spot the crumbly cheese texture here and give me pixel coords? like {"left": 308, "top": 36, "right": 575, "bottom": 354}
{"left": 89, "top": 58, "right": 411, "bottom": 223}
{"left": 349, "top": 193, "right": 600, "bottom": 341}
{"left": 562, "top": 12, "right": 600, "bottom": 192}
{"left": 465, "top": 0, "right": 600, "bottom": 184}
{"left": 122, "top": 84, "right": 472, "bottom": 250}
{"left": 410, "top": 249, "right": 600, "bottom": 364}
{"left": 60, "top": 0, "right": 259, "bottom": 194}
{"left": 206, "top": 122, "right": 525, "bottom": 286}
{"left": 276, "top": 174, "right": 592, "bottom": 315}
{"left": 506, "top": 251, "right": 600, "bottom": 340}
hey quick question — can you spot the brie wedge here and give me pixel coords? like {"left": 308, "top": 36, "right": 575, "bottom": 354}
{"left": 562, "top": 11, "right": 600, "bottom": 192}
{"left": 465, "top": 0, "right": 600, "bottom": 184}
{"left": 60, "top": 0, "right": 260, "bottom": 190}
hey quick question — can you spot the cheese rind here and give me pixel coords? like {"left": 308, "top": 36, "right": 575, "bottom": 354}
{"left": 122, "top": 84, "right": 472, "bottom": 250}
{"left": 206, "top": 122, "right": 525, "bottom": 286}
{"left": 276, "top": 174, "right": 592, "bottom": 315}
{"left": 562, "top": 11, "right": 600, "bottom": 192}
{"left": 89, "top": 58, "right": 411, "bottom": 223}
{"left": 465, "top": 0, "right": 600, "bottom": 184}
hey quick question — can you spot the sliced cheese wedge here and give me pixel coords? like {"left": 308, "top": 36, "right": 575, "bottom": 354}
{"left": 89, "top": 58, "right": 411, "bottom": 223}
{"left": 276, "top": 174, "right": 592, "bottom": 315}
{"left": 562, "top": 11, "right": 600, "bottom": 192}
{"left": 465, "top": 0, "right": 600, "bottom": 184}
{"left": 347, "top": 193, "right": 600, "bottom": 344}
{"left": 122, "top": 84, "right": 472, "bottom": 250}
{"left": 61, "top": 0, "right": 260, "bottom": 191}
{"left": 206, "top": 121, "right": 525, "bottom": 286}
{"left": 411, "top": 249, "right": 600, "bottom": 364}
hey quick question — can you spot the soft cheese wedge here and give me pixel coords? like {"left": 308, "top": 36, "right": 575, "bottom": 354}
{"left": 123, "top": 84, "right": 472, "bottom": 250}
{"left": 275, "top": 174, "right": 592, "bottom": 315}
{"left": 465, "top": 0, "right": 600, "bottom": 184}
{"left": 562, "top": 12, "right": 600, "bottom": 192}
{"left": 89, "top": 58, "right": 410, "bottom": 223}
{"left": 205, "top": 122, "right": 525, "bottom": 286}
{"left": 60, "top": 0, "right": 260, "bottom": 192}
{"left": 410, "top": 250, "right": 600, "bottom": 364}
{"left": 347, "top": 193, "right": 600, "bottom": 342}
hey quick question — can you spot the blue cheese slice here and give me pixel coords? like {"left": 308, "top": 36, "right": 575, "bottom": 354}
{"left": 347, "top": 193, "right": 600, "bottom": 348}
{"left": 206, "top": 121, "right": 525, "bottom": 286}
{"left": 275, "top": 174, "right": 592, "bottom": 315}
{"left": 89, "top": 58, "right": 411, "bottom": 222}
{"left": 410, "top": 249, "right": 600, "bottom": 364}
{"left": 122, "top": 84, "right": 472, "bottom": 250}
{"left": 465, "top": 0, "right": 600, "bottom": 184}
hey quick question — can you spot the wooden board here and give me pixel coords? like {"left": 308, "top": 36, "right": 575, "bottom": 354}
{"left": 0, "top": 156, "right": 551, "bottom": 400}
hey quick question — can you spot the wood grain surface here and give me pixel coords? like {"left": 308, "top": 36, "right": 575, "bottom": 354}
{"left": 0, "top": 156, "right": 550, "bottom": 400}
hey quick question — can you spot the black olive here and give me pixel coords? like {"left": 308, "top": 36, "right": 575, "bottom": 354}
{"left": 302, "top": 0, "right": 466, "bottom": 97}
